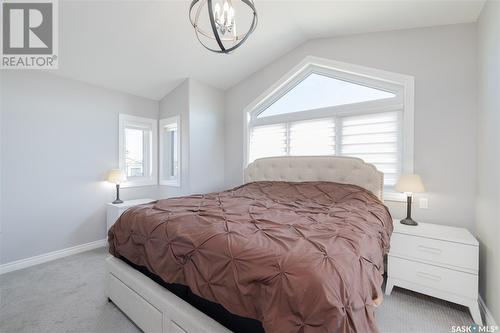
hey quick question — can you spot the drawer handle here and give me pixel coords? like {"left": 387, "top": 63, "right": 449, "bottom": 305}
{"left": 416, "top": 271, "right": 442, "bottom": 282}
{"left": 417, "top": 245, "right": 443, "bottom": 255}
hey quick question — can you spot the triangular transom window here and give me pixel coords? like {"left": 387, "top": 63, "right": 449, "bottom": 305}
{"left": 257, "top": 73, "right": 396, "bottom": 118}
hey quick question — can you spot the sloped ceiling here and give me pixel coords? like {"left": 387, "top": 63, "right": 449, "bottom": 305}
{"left": 55, "top": 0, "right": 485, "bottom": 100}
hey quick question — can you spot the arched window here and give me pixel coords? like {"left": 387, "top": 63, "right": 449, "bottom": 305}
{"left": 245, "top": 57, "right": 414, "bottom": 200}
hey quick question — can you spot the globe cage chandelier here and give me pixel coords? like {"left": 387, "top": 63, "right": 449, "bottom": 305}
{"left": 189, "top": 0, "right": 258, "bottom": 54}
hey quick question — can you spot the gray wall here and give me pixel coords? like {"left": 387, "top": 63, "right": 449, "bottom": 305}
{"left": 0, "top": 71, "right": 159, "bottom": 264}
{"left": 159, "top": 80, "right": 191, "bottom": 197}
{"left": 0, "top": 74, "right": 3, "bottom": 255}
{"left": 225, "top": 23, "right": 478, "bottom": 231}
{"left": 477, "top": 0, "right": 500, "bottom": 323}
{"left": 158, "top": 79, "right": 225, "bottom": 197}
{"left": 188, "top": 79, "right": 225, "bottom": 194}
{"left": 1, "top": 73, "right": 225, "bottom": 265}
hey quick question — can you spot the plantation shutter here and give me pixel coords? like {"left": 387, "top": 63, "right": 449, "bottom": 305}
{"left": 340, "top": 111, "right": 401, "bottom": 186}
{"left": 289, "top": 118, "right": 335, "bottom": 156}
{"left": 248, "top": 111, "right": 402, "bottom": 187}
{"left": 249, "top": 124, "right": 287, "bottom": 162}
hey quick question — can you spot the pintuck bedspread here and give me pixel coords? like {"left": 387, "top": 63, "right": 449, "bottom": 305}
{"left": 109, "top": 181, "right": 393, "bottom": 333}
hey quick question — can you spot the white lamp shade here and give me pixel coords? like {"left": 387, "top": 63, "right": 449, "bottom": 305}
{"left": 395, "top": 174, "right": 425, "bottom": 193}
{"left": 107, "top": 169, "right": 126, "bottom": 184}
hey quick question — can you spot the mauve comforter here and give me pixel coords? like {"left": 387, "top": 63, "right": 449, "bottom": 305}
{"left": 109, "top": 181, "right": 393, "bottom": 333}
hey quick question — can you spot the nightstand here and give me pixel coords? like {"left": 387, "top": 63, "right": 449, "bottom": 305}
{"left": 386, "top": 220, "right": 481, "bottom": 325}
{"left": 106, "top": 198, "right": 155, "bottom": 231}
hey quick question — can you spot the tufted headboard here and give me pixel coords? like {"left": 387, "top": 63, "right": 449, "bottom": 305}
{"left": 244, "top": 156, "right": 384, "bottom": 200}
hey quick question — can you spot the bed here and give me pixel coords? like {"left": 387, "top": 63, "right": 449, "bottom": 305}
{"left": 106, "top": 156, "right": 393, "bottom": 333}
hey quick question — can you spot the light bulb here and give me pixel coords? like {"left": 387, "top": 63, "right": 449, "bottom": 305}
{"left": 223, "top": 1, "right": 230, "bottom": 26}
{"left": 229, "top": 6, "right": 234, "bottom": 23}
{"left": 214, "top": 2, "right": 221, "bottom": 22}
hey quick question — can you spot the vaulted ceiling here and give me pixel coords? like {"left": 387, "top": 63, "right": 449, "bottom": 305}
{"left": 56, "top": 0, "right": 485, "bottom": 100}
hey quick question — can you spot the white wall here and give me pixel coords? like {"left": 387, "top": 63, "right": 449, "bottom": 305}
{"left": 225, "top": 24, "right": 477, "bottom": 231}
{"left": 477, "top": 0, "right": 500, "bottom": 323}
{"left": 158, "top": 79, "right": 225, "bottom": 197}
{"left": 159, "top": 80, "right": 191, "bottom": 197}
{"left": 1, "top": 73, "right": 225, "bottom": 265}
{"left": 188, "top": 80, "right": 225, "bottom": 194}
{"left": 0, "top": 71, "right": 159, "bottom": 264}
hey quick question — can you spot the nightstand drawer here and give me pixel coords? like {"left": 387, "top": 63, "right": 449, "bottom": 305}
{"left": 388, "top": 256, "right": 478, "bottom": 299}
{"left": 390, "top": 233, "right": 478, "bottom": 272}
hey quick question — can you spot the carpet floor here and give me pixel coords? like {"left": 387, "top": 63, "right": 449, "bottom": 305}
{"left": 0, "top": 247, "right": 474, "bottom": 333}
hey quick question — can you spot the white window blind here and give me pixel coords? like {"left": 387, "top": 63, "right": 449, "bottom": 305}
{"left": 248, "top": 111, "right": 401, "bottom": 187}
{"left": 289, "top": 118, "right": 335, "bottom": 156}
{"left": 249, "top": 124, "right": 287, "bottom": 162}
{"left": 340, "top": 111, "right": 401, "bottom": 186}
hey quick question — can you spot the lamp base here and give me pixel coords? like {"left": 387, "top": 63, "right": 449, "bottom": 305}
{"left": 400, "top": 218, "right": 418, "bottom": 226}
{"left": 113, "top": 184, "right": 123, "bottom": 204}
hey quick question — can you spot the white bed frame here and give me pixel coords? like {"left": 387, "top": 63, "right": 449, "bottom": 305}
{"left": 106, "top": 156, "right": 383, "bottom": 333}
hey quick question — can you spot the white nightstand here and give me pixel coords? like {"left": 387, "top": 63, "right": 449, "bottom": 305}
{"left": 386, "top": 220, "right": 481, "bottom": 325}
{"left": 106, "top": 199, "right": 155, "bottom": 231}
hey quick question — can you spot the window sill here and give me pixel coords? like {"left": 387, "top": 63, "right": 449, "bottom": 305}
{"left": 121, "top": 178, "right": 158, "bottom": 188}
{"left": 383, "top": 191, "right": 406, "bottom": 202}
{"left": 160, "top": 180, "right": 181, "bottom": 187}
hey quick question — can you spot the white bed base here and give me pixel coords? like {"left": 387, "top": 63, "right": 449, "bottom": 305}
{"left": 107, "top": 256, "right": 231, "bottom": 333}
{"left": 106, "top": 156, "right": 384, "bottom": 332}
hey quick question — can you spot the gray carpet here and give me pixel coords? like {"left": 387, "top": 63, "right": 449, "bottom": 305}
{"left": 0, "top": 247, "right": 474, "bottom": 333}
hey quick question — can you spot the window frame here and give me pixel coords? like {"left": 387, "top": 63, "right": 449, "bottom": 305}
{"left": 251, "top": 65, "right": 402, "bottom": 121}
{"left": 159, "top": 116, "right": 181, "bottom": 187}
{"left": 242, "top": 56, "right": 415, "bottom": 202}
{"left": 119, "top": 114, "right": 158, "bottom": 188}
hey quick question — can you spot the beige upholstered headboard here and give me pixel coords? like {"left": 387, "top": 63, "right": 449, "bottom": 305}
{"left": 244, "top": 156, "right": 384, "bottom": 200}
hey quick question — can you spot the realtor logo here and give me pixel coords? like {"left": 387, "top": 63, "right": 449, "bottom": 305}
{"left": 1, "top": 0, "right": 58, "bottom": 69}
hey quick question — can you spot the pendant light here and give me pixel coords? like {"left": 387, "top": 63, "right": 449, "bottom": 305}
{"left": 189, "top": 0, "right": 258, "bottom": 54}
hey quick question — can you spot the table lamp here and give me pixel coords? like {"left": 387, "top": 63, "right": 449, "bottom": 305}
{"left": 395, "top": 174, "right": 425, "bottom": 226}
{"left": 108, "top": 169, "right": 126, "bottom": 204}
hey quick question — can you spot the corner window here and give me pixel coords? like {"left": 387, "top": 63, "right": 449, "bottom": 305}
{"left": 245, "top": 58, "right": 414, "bottom": 201}
{"left": 119, "top": 114, "right": 158, "bottom": 187}
{"left": 159, "top": 116, "right": 181, "bottom": 186}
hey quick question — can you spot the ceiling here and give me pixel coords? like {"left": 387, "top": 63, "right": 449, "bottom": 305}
{"left": 56, "top": 0, "right": 485, "bottom": 100}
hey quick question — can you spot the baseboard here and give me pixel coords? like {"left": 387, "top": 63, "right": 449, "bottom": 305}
{"left": 479, "top": 295, "right": 498, "bottom": 327}
{"left": 0, "top": 239, "right": 107, "bottom": 275}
